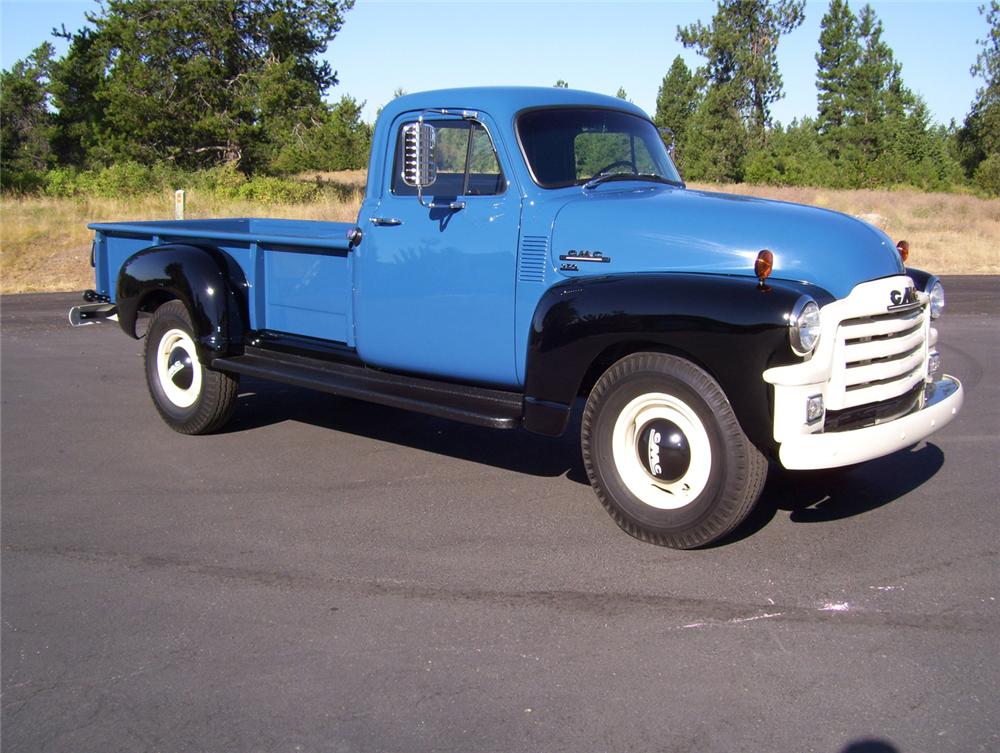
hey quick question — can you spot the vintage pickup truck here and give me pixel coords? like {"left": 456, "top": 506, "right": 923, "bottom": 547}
{"left": 72, "top": 86, "right": 963, "bottom": 548}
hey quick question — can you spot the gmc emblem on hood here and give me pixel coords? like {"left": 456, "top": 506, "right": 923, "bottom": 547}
{"left": 888, "top": 287, "right": 919, "bottom": 311}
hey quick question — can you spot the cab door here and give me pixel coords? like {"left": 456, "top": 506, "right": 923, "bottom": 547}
{"left": 356, "top": 113, "right": 521, "bottom": 387}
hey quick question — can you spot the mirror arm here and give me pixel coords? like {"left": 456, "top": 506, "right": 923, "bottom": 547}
{"left": 416, "top": 189, "right": 466, "bottom": 211}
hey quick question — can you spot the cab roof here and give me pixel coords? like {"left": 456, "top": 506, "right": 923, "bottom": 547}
{"left": 379, "top": 86, "right": 651, "bottom": 124}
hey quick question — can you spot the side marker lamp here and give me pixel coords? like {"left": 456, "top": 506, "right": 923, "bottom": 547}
{"left": 896, "top": 240, "right": 909, "bottom": 263}
{"left": 755, "top": 249, "right": 773, "bottom": 285}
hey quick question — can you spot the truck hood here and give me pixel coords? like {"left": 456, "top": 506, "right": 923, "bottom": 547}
{"left": 550, "top": 185, "right": 904, "bottom": 299}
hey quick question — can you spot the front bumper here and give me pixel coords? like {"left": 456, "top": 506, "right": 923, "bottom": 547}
{"left": 777, "top": 376, "right": 963, "bottom": 470}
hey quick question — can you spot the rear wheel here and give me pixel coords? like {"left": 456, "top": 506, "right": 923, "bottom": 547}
{"left": 582, "top": 353, "right": 767, "bottom": 549}
{"left": 144, "top": 300, "right": 238, "bottom": 434}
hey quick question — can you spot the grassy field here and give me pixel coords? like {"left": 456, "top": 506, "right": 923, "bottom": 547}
{"left": 1, "top": 177, "right": 996, "bottom": 294}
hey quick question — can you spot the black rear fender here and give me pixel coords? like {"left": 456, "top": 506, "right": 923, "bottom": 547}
{"left": 116, "top": 243, "right": 250, "bottom": 360}
{"left": 523, "top": 273, "right": 835, "bottom": 453}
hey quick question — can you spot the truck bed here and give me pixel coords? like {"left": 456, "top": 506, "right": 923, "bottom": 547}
{"left": 91, "top": 218, "right": 357, "bottom": 342}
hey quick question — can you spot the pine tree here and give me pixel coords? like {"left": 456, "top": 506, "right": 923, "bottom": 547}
{"left": 655, "top": 56, "right": 699, "bottom": 151}
{"left": 682, "top": 83, "right": 750, "bottom": 182}
{"left": 0, "top": 43, "right": 55, "bottom": 189}
{"left": 957, "top": 1, "right": 1000, "bottom": 193}
{"left": 815, "top": 0, "right": 859, "bottom": 137}
{"left": 850, "top": 5, "right": 906, "bottom": 127}
{"left": 678, "top": 0, "right": 805, "bottom": 142}
{"left": 48, "top": 0, "right": 355, "bottom": 172}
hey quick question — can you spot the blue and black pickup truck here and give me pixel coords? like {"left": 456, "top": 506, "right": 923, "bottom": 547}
{"left": 72, "top": 86, "right": 963, "bottom": 549}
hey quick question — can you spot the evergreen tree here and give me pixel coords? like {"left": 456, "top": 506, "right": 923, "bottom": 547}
{"left": 654, "top": 55, "right": 699, "bottom": 164}
{"left": 957, "top": 1, "right": 1000, "bottom": 193}
{"left": 48, "top": 27, "right": 104, "bottom": 167}
{"left": 815, "top": 0, "right": 859, "bottom": 137}
{"left": 850, "top": 6, "right": 907, "bottom": 126}
{"left": 809, "top": 2, "right": 954, "bottom": 188}
{"left": 678, "top": 0, "right": 805, "bottom": 141}
{"left": 0, "top": 43, "right": 55, "bottom": 189}
{"left": 554, "top": 80, "right": 569, "bottom": 88}
{"left": 744, "top": 117, "right": 838, "bottom": 186}
{"left": 48, "top": 0, "right": 354, "bottom": 172}
{"left": 615, "top": 87, "right": 629, "bottom": 100}
{"left": 846, "top": 5, "right": 913, "bottom": 180}
{"left": 269, "top": 95, "right": 371, "bottom": 174}
{"left": 682, "top": 83, "right": 750, "bottom": 182}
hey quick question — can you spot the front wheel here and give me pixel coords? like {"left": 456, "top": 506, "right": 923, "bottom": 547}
{"left": 582, "top": 353, "right": 767, "bottom": 549}
{"left": 144, "top": 300, "right": 238, "bottom": 434}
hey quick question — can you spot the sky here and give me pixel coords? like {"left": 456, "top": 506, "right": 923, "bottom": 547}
{"left": 0, "top": 0, "right": 987, "bottom": 128}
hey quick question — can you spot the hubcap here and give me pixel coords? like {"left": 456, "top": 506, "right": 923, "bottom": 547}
{"left": 167, "top": 347, "right": 194, "bottom": 390}
{"left": 611, "top": 392, "right": 711, "bottom": 510}
{"left": 156, "top": 328, "right": 202, "bottom": 408}
{"left": 636, "top": 419, "right": 691, "bottom": 483}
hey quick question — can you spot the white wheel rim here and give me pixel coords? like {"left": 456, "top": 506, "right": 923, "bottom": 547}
{"left": 156, "top": 328, "right": 202, "bottom": 409}
{"left": 611, "top": 392, "right": 712, "bottom": 510}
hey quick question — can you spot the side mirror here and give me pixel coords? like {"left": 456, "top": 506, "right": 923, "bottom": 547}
{"left": 658, "top": 126, "right": 676, "bottom": 155}
{"left": 401, "top": 122, "right": 437, "bottom": 188}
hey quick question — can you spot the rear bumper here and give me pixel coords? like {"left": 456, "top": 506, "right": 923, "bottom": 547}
{"left": 68, "top": 302, "right": 118, "bottom": 326}
{"left": 777, "top": 376, "right": 963, "bottom": 470}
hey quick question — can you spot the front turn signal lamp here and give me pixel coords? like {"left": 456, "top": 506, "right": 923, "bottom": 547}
{"left": 896, "top": 239, "right": 909, "bottom": 263}
{"left": 755, "top": 249, "right": 774, "bottom": 285}
{"left": 789, "top": 296, "right": 821, "bottom": 356}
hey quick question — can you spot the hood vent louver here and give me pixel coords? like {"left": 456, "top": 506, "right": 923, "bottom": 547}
{"left": 518, "top": 235, "right": 548, "bottom": 283}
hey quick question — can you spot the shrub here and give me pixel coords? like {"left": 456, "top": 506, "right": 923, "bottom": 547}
{"left": 233, "top": 175, "right": 320, "bottom": 203}
{"left": 973, "top": 154, "right": 1000, "bottom": 196}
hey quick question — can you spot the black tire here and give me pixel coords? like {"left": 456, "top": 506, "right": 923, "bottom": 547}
{"left": 143, "top": 300, "right": 238, "bottom": 435}
{"left": 581, "top": 352, "right": 767, "bottom": 549}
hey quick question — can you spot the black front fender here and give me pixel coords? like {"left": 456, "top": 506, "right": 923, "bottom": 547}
{"left": 523, "top": 273, "right": 835, "bottom": 453}
{"left": 116, "top": 243, "right": 249, "bottom": 359}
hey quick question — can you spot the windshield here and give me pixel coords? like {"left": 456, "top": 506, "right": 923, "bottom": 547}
{"left": 516, "top": 107, "right": 683, "bottom": 189}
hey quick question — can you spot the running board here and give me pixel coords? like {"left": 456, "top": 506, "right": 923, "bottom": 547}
{"left": 212, "top": 346, "right": 524, "bottom": 430}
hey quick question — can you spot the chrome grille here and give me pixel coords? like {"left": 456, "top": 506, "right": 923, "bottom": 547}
{"left": 828, "top": 303, "right": 928, "bottom": 410}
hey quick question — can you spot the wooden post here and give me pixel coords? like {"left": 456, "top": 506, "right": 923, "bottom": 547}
{"left": 174, "top": 189, "right": 186, "bottom": 220}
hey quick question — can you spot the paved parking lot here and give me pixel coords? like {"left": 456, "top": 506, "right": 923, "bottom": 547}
{"left": 2, "top": 281, "right": 998, "bottom": 752}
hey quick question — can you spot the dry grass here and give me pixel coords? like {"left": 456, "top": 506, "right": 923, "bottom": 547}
{"left": 1, "top": 177, "right": 996, "bottom": 294}
{"left": 0, "top": 188, "right": 362, "bottom": 294}
{"left": 689, "top": 182, "right": 1000, "bottom": 275}
{"left": 294, "top": 169, "right": 368, "bottom": 189}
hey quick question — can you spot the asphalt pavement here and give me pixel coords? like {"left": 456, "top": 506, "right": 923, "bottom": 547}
{"left": 2, "top": 278, "right": 998, "bottom": 753}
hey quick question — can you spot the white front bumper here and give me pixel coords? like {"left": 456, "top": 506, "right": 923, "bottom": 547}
{"left": 777, "top": 376, "right": 963, "bottom": 470}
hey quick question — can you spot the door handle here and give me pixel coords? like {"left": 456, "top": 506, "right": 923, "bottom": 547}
{"left": 369, "top": 217, "right": 402, "bottom": 226}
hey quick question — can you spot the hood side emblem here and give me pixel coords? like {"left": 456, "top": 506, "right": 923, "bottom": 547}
{"left": 560, "top": 250, "right": 611, "bottom": 264}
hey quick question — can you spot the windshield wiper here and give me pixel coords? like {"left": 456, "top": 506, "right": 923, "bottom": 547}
{"left": 582, "top": 173, "right": 681, "bottom": 190}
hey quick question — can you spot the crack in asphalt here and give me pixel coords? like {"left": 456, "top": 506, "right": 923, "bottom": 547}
{"left": 6, "top": 542, "right": 998, "bottom": 636}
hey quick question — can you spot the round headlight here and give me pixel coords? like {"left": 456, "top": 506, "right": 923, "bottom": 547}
{"left": 790, "top": 297, "right": 821, "bottom": 356}
{"left": 928, "top": 279, "right": 945, "bottom": 319}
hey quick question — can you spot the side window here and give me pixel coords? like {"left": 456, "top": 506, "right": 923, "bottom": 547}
{"left": 392, "top": 120, "right": 505, "bottom": 196}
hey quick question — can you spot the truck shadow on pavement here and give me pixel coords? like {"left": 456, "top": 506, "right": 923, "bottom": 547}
{"left": 228, "top": 377, "right": 946, "bottom": 543}
{"left": 718, "top": 442, "right": 946, "bottom": 546}
{"left": 227, "top": 377, "right": 588, "bottom": 479}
